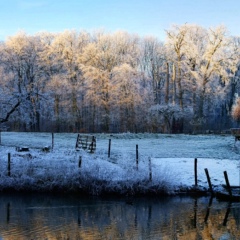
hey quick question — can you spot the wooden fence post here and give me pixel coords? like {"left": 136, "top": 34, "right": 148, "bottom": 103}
{"left": 204, "top": 196, "right": 213, "bottom": 223}
{"left": 75, "top": 134, "right": 80, "bottom": 149}
{"left": 8, "top": 153, "right": 11, "bottom": 177}
{"left": 52, "top": 132, "right": 54, "bottom": 150}
{"left": 193, "top": 198, "right": 197, "bottom": 228}
{"left": 78, "top": 156, "right": 82, "bottom": 168}
{"left": 136, "top": 144, "right": 138, "bottom": 170}
{"left": 149, "top": 157, "right": 152, "bottom": 182}
{"left": 204, "top": 168, "right": 214, "bottom": 195}
{"left": 224, "top": 171, "right": 232, "bottom": 198}
{"left": 7, "top": 203, "right": 10, "bottom": 223}
{"left": 108, "top": 139, "right": 111, "bottom": 158}
{"left": 223, "top": 202, "right": 231, "bottom": 226}
{"left": 194, "top": 158, "right": 198, "bottom": 187}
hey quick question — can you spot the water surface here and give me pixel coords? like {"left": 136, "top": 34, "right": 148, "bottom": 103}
{"left": 0, "top": 193, "right": 239, "bottom": 239}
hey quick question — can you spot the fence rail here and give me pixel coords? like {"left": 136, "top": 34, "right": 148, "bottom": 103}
{"left": 75, "top": 134, "right": 96, "bottom": 153}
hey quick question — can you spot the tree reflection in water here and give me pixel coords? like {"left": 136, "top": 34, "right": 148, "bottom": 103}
{"left": 0, "top": 193, "right": 239, "bottom": 239}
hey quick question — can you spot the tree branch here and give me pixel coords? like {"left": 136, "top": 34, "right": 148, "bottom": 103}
{"left": 0, "top": 100, "right": 21, "bottom": 124}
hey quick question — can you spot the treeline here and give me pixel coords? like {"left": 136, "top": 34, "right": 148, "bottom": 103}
{"left": 0, "top": 24, "right": 240, "bottom": 133}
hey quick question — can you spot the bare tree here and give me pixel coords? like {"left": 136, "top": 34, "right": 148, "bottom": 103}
{"left": 166, "top": 24, "right": 188, "bottom": 109}
{"left": 0, "top": 32, "right": 44, "bottom": 130}
{"left": 186, "top": 25, "right": 236, "bottom": 118}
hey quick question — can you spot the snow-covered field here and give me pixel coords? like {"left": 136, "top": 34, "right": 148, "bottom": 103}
{"left": 0, "top": 132, "right": 239, "bottom": 196}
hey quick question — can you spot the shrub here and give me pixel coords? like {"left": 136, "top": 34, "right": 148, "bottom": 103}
{"left": 231, "top": 97, "right": 240, "bottom": 121}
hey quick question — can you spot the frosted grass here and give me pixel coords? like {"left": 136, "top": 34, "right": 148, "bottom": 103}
{"left": 0, "top": 132, "right": 239, "bottom": 195}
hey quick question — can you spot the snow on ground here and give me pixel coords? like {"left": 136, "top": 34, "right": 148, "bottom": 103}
{"left": 0, "top": 132, "right": 239, "bottom": 195}
{"left": 152, "top": 158, "right": 239, "bottom": 187}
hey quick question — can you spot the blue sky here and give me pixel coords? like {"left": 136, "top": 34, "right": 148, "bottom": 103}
{"left": 0, "top": 0, "right": 239, "bottom": 41}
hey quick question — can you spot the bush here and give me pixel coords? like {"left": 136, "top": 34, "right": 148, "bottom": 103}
{"left": 231, "top": 97, "right": 240, "bottom": 121}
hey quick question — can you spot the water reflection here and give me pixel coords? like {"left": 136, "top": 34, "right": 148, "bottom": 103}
{"left": 0, "top": 193, "right": 239, "bottom": 239}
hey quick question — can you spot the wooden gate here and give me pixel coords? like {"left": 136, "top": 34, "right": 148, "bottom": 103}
{"left": 75, "top": 134, "right": 96, "bottom": 153}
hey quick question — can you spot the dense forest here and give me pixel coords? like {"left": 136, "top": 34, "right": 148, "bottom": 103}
{"left": 1, "top": 24, "right": 240, "bottom": 133}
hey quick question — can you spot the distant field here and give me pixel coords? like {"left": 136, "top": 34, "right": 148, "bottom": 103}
{"left": 1, "top": 132, "right": 239, "bottom": 160}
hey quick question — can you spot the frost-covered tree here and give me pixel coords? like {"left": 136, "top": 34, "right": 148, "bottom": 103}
{"left": 79, "top": 31, "right": 141, "bottom": 132}
{"left": 139, "top": 37, "right": 167, "bottom": 104}
{"left": 166, "top": 24, "right": 188, "bottom": 109}
{"left": 49, "top": 31, "right": 83, "bottom": 130}
{"left": 41, "top": 30, "right": 90, "bottom": 131}
{"left": 227, "top": 36, "right": 240, "bottom": 111}
{"left": 0, "top": 32, "right": 45, "bottom": 130}
{"left": 0, "top": 26, "right": 239, "bottom": 133}
{"left": 149, "top": 104, "right": 193, "bottom": 133}
{"left": 80, "top": 39, "right": 113, "bottom": 132}
{"left": 0, "top": 66, "right": 21, "bottom": 125}
{"left": 111, "top": 63, "right": 143, "bottom": 132}
{"left": 165, "top": 24, "right": 237, "bottom": 131}
{"left": 187, "top": 26, "right": 236, "bottom": 118}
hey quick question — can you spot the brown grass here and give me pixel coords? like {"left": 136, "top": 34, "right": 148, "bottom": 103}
{"left": 231, "top": 97, "right": 240, "bottom": 121}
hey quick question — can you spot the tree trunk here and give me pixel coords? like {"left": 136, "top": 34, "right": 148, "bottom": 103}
{"left": 198, "top": 87, "right": 206, "bottom": 119}
{"left": 165, "top": 62, "right": 169, "bottom": 104}
{"left": 54, "top": 95, "right": 60, "bottom": 132}
{"left": 177, "top": 59, "right": 183, "bottom": 109}
{"left": 172, "top": 64, "right": 176, "bottom": 105}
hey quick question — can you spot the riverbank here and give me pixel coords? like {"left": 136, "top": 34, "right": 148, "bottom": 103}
{"left": 0, "top": 132, "right": 239, "bottom": 196}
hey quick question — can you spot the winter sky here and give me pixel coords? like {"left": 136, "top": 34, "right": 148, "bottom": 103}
{"left": 0, "top": 0, "right": 240, "bottom": 41}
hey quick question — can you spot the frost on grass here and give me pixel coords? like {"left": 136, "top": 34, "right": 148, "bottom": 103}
{"left": 0, "top": 132, "right": 239, "bottom": 196}
{"left": 0, "top": 148, "right": 178, "bottom": 196}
